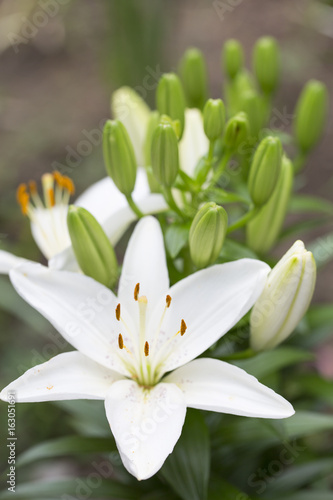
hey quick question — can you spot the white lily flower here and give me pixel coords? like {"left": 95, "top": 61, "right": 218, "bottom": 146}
{"left": 1, "top": 216, "right": 294, "bottom": 480}
{"left": 179, "top": 108, "right": 209, "bottom": 176}
{"left": 250, "top": 240, "right": 316, "bottom": 351}
{"left": 0, "top": 169, "right": 167, "bottom": 274}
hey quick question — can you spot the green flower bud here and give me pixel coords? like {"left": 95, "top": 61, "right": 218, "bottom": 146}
{"left": 151, "top": 117, "right": 179, "bottom": 187}
{"left": 250, "top": 240, "right": 316, "bottom": 351}
{"left": 179, "top": 47, "right": 208, "bottom": 110}
{"left": 143, "top": 111, "right": 161, "bottom": 193}
{"left": 67, "top": 206, "right": 118, "bottom": 289}
{"left": 239, "top": 90, "right": 263, "bottom": 137}
{"left": 103, "top": 120, "right": 137, "bottom": 197}
{"left": 224, "top": 112, "right": 250, "bottom": 151}
{"left": 203, "top": 98, "right": 226, "bottom": 141}
{"left": 247, "top": 156, "right": 293, "bottom": 254}
{"left": 294, "top": 79, "right": 328, "bottom": 153}
{"left": 252, "top": 37, "right": 280, "bottom": 94}
{"left": 248, "top": 136, "right": 282, "bottom": 206}
{"left": 222, "top": 39, "right": 244, "bottom": 79}
{"left": 189, "top": 202, "right": 228, "bottom": 269}
{"left": 156, "top": 73, "right": 186, "bottom": 139}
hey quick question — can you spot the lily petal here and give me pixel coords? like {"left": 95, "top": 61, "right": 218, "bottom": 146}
{"left": 118, "top": 216, "right": 169, "bottom": 324}
{"left": 75, "top": 169, "right": 150, "bottom": 226}
{"left": 179, "top": 109, "right": 209, "bottom": 177}
{"left": 104, "top": 379, "right": 186, "bottom": 480}
{"left": 165, "top": 358, "right": 294, "bottom": 419}
{"left": 149, "top": 259, "right": 270, "bottom": 374}
{"left": 0, "top": 250, "right": 27, "bottom": 274}
{"left": 9, "top": 262, "right": 136, "bottom": 376}
{"left": 30, "top": 205, "right": 71, "bottom": 259}
{"left": 0, "top": 352, "right": 123, "bottom": 403}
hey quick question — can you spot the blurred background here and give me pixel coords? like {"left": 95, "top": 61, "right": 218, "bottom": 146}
{"left": 0, "top": 0, "right": 332, "bottom": 485}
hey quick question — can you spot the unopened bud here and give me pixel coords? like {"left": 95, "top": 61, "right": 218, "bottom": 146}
{"left": 250, "top": 240, "right": 316, "bottom": 351}
{"left": 224, "top": 112, "right": 250, "bottom": 151}
{"left": 239, "top": 90, "right": 263, "bottom": 137}
{"left": 67, "top": 206, "right": 118, "bottom": 289}
{"left": 294, "top": 79, "right": 328, "bottom": 153}
{"left": 179, "top": 48, "right": 208, "bottom": 110}
{"left": 143, "top": 111, "right": 161, "bottom": 192}
{"left": 248, "top": 136, "right": 282, "bottom": 206}
{"left": 103, "top": 120, "right": 137, "bottom": 197}
{"left": 223, "top": 39, "right": 244, "bottom": 80}
{"left": 151, "top": 117, "right": 179, "bottom": 187}
{"left": 252, "top": 37, "right": 280, "bottom": 94}
{"left": 247, "top": 156, "right": 293, "bottom": 254}
{"left": 156, "top": 73, "right": 186, "bottom": 139}
{"left": 189, "top": 202, "right": 228, "bottom": 268}
{"left": 203, "top": 98, "right": 226, "bottom": 141}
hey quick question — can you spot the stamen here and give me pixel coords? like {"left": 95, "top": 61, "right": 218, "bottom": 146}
{"left": 63, "top": 176, "right": 75, "bottom": 195}
{"left": 118, "top": 333, "right": 124, "bottom": 349}
{"left": 115, "top": 303, "right": 121, "bottom": 321}
{"left": 144, "top": 341, "right": 149, "bottom": 357}
{"left": 42, "top": 173, "right": 54, "bottom": 208}
{"left": 166, "top": 295, "right": 172, "bottom": 308}
{"left": 134, "top": 283, "right": 140, "bottom": 301}
{"left": 16, "top": 184, "right": 30, "bottom": 215}
{"left": 180, "top": 319, "right": 187, "bottom": 336}
{"left": 28, "top": 180, "right": 37, "bottom": 196}
{"left": 48, "top": 188, "right": 55, "bottom": 207}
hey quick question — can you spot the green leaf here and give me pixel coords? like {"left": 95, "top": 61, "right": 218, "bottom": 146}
{"left": 160, "top": 410, "right": 210, "bottom": 500}
{"left": 165, "top": 222, "right": 190, "bottom": 258}
{"left": 205, "top": 187, "right": 250, "bottom": 205}
{"left": 209, "top": 478, "right": 258, "bottom": 499}
{"left": 16, "top": 435, "right": 117, "bottom": 467}
{"left": 0, "top": 479, "right": 139, "bottom": 500}
{"left": 307, "top": 232, "right": 333, "bottom": 269}
{"left": 281, "top": 492, "right": 333, "bottom": 500}
{"left": 220, "top": 238, "right": 258, "bottom": 261}
{"left": 263, "top": 459, "right": 333, "bottom": 496}
{"left": 289, "top": 195, "right": 333, "bottom": 215}
{"left": 284, "top": 411, "right": 333, "bottom": 439}
{"left": 54, "top": 400, "right": 111, "bottom": 436}
{"left": 234, "top": 347, "right": 313, "bottom": 380}
{"left": 280, "top": 217, "right": 329, "bottom": 240}
{"left": 295, "top": 374, "right": 333, "bottom": 406}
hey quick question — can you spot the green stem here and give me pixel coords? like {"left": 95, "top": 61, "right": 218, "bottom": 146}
{"left": 126, "top": 194, "right": 144, "bottom": 218}
{"left": 293, "top": 151, "right": 307, "bottom": 174}
{"left": 163, "top": 187, "right": 185, "bottom": 219}
{"left": 220, "top": 348, "right": 257, "bottom": 361}
{"left": 209, "top": 150, "right": 232, "bottom": 187}
{"left": 227, "top": 206, "right": 260, "bottom": 234}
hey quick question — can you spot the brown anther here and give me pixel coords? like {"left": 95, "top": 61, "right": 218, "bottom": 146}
{"left": 134, "top": 283, "right": 140, "bottom": 301}
{"left": 166, "top": 295, "right": 172, "bottom": 308}
{"left": 16, "top": 184, "right": 30, "bottom": 215}
{"left": 48, "top": 188, "right": 55, "bottom": 207}
{"left": 115, "top": 303, "right": 121, "bottom": 321}
{"left": 28, "top": 180, "right": 37, "bottom": 195}
{"left": 180, "top": 319, "right": 187, "bottom": 336}
{"left": 144, "top": 341, "right": 149, "bottom": 357}
{"left": 118, "top": 333, "right": 124, "bottom": 349}
{"left": 63, "top": 175, "right": 75, "bottom": 195}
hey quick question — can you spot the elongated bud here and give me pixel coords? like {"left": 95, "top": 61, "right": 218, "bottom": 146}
{"left": 294, "top": 80, "right": 328, "bottom": 153}
{"left": 239, "top": 90, "right": 263, "bottom": 137}
{"left": 151, "top": 117, "right": 179, "bottom": 187}
{"left": 250, "top": 241, "right": 316, "bottom": 351}
{"left": 247, "top": 156, "right": 293, "bottom": 254}
{"left": 224, "top": 112, "right": 249, "bottom": 151}
{"left": 252, "top": 37, "right": 280, "bottom": 94}
{"left": 111, "top": 87, "right": 150, "bottom": 166}
{"left": 248, "top": 136, "right": 282, "bottom": 206}
{"left": 223, "top": 39, "right": 244, "bottom": 80}
{"left": 103, "top": 120, "right": 137, "bottom": 197}
{"left": 179, "top": 48, "right": 208, "bottom": 110}
{"left": 189, "top": 202, "right": 228, "bottom": 269}
{"left": 156, "top": 73, "right": 186, "bottom": 139}
{"left": 203, "top": 98, "right": 226, "bottom": 141}
{"left": 67, "top": 206, "right": 118, "bottom": 289}
{"left": 143, "top": 111, "right": 161, "bottom": 192}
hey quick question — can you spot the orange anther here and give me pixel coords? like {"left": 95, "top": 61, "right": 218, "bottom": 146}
{"left": 134, "top": 283, "right": 140, "bottom": 301}
{"left": 166, "top": 295, "right": 172, "bottom": 308}
{"left": 115, "top": 303, "right": 121, "bottom": 321}
{"left": 180, "top": 319, "right": 187, "bottom": 336}
{"left": 144, "top": 341, "right": 149, "bottom": 357}
{"left": 118, "top": 333, "right": 124, "bottom": 349}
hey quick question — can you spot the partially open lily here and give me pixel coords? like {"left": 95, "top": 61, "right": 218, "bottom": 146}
{"left": 1, "top": 216, "right": 294, "bottom": 480}
{"left": 0, "top": 169, "right": 167, "bottom": 274}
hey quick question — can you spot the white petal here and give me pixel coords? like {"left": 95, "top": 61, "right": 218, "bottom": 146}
{"left": 111, "top": 87, "right": 151, "bottom": 166}
{"left": 149, "top": 259, "right": 270, "bottom": 374}
{"left": 0, "top": 250, "right": 27, "bottom": 274}
{"left": 118, "top": 216, "right": 169, "bottom": 325}
{"left": 165, "top": 358, "right": 294, "bottom": 418}
{"left": 30, "top": 205, "right": 71, "bottom": 259}
{"left": 48, "top": 245, "right": 81, "bottom": 273}
{"left": 102, "top": 193, "right": 168, "bottom": 247}
{"left": 104, "top": 379, "right": 186, "bottom": 480}
{"left": 179, "top": 109, "right": 209, "bottom": 176}
{"left": 0, "top": 352, "right": 123, "bottom": 403}
{"left": 9, "top": 262, "right": 136, "bottom": 376}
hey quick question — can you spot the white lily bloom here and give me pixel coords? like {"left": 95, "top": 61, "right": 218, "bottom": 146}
{"left": 0, "top": 169, "right": 167, "bottom": 274}
{"left": 179, "top": 108, "right": 209, "bottom": 176}
{"left": 1, "top": 216, "right": 294, "bottom": 480}
{"left": 250, "top": 240, "right": 316, "bottom": 351}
